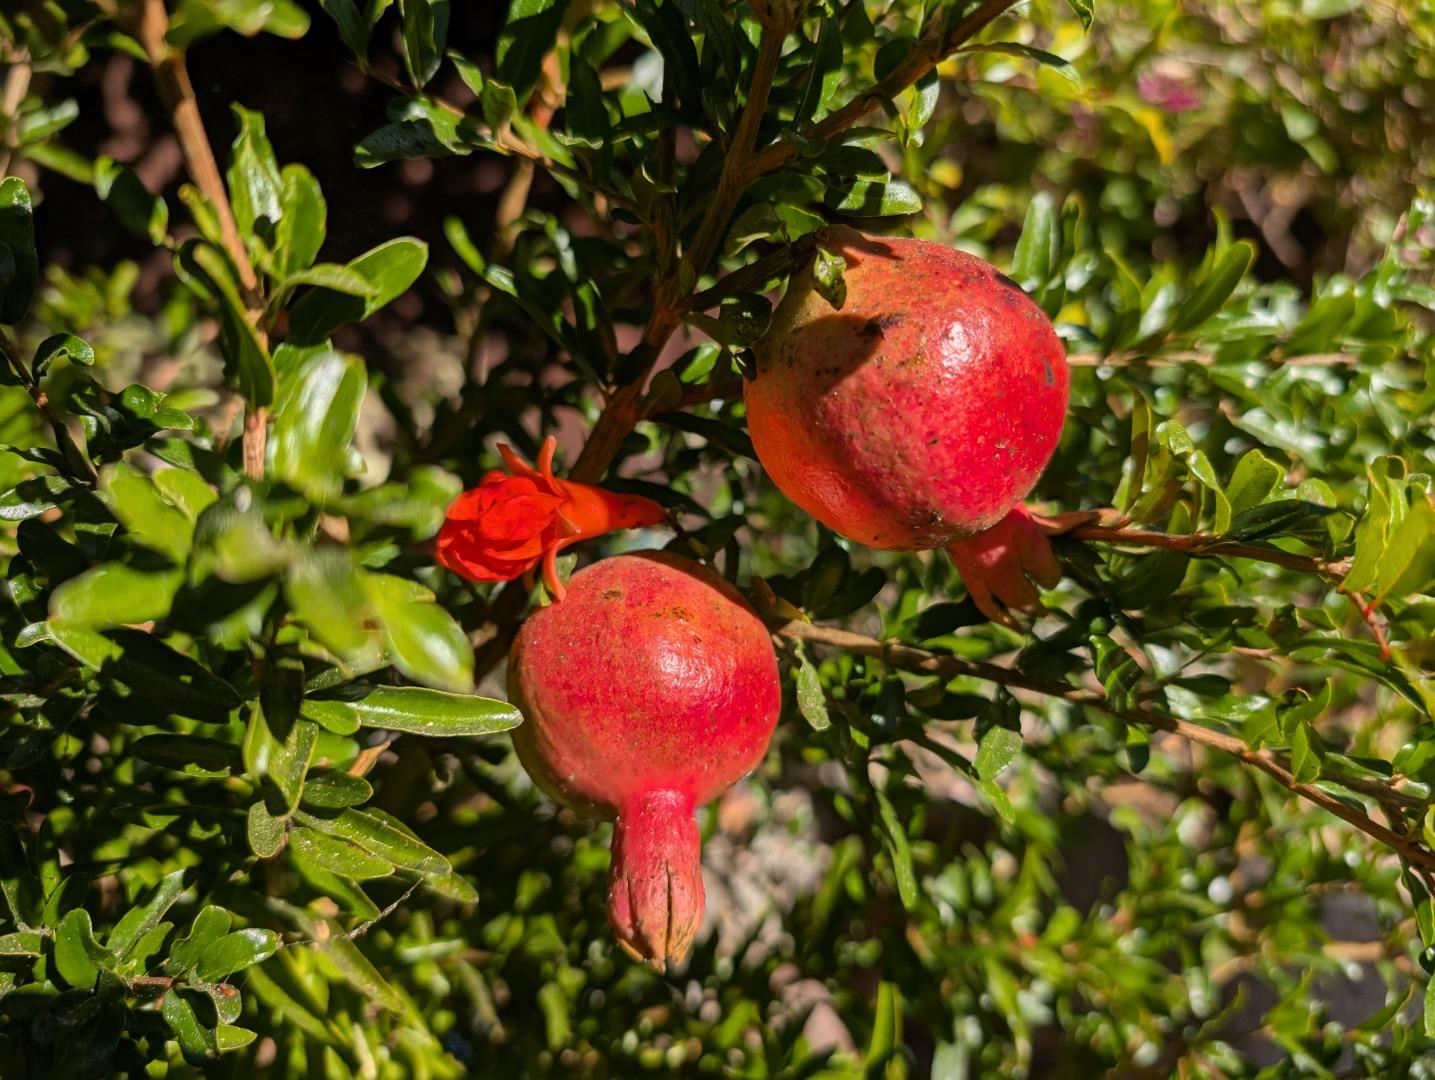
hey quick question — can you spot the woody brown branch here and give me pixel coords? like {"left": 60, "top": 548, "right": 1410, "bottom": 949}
{"left": 772, "top": 617, "right": 1435, "bottom": 869}
{"left": 136, "top": 0, "right": 267, "bottom": 479}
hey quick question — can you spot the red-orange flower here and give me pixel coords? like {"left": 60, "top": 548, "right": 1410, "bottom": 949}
{"left": 436, "top": 436, "right": 666, "bottom": 600}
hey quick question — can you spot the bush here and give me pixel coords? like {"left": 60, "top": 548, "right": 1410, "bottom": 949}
{"left": 0, "top": 0, "right": 1433, "bottom": 1075}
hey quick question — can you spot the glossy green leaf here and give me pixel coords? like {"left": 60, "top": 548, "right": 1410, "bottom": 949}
{"left": 290, "top": 827, "right": 395, "bottom": 879}
{"left": 109, "top": 869, "right": 185, "bottom": 958}
{"left": 196, "top": 928, "right": 280, "bottom": 982}
{"left": 296, "top": 807, "right": 450, "bottom": 876}
{"left": 399, "top": 0, "right": 450, "bottom": 88}
{"left": 168, "top": 906, "right": 234, "bottom": 974}
{"left": 300, "top": 770, "right": 373, "bottom": 808}
{"left": 55, "top": 908, "right": 107, "bottom": 988}
{"left": 496, "top": 0, "right": 565, "bottom": 103}
{"left": 303, "top": 685, "right": 519, "bottom": 737}
{"left": 1171, "top": 241, "right": 1256, "bottom": 332}
{"left": 0, "top": 178, "right": 37, "bottom": 323}
{"left": 163, "top": 988, "right": 218, "bottom": 1065}
{"left": 94, "top": 157, "right": 168, "bottom": 243}
{"left": 175, "top": 240, "right": 275, "bottom": 406}
{"left": 247, "top": 801, "right": 285, "bottom": 859}
{"left": 48, "top": 563, "right": 181, "bottom": 630}
{"left": 287, "top": 237, "right": 428, "bottom": 344}
{"left": 270, "top": 345, "right": 366, "bottom": 502}
{"left": 274, "top": 163, "right": 327, "bottom": 275}
{"left": 824, "top": 179, "right": 921, "bottom": 217}
{"left": 227, "top": 105, "right": 283, "bottom": 246}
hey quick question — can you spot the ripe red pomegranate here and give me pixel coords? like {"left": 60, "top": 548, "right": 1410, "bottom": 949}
{"left": 745, "top": 226, "right": 1069, "bottom": 620}
{"left": 508, "top": 552, "right": 780, "bottom": 969}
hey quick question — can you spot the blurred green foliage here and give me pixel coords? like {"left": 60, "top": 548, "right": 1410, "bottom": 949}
{"left": 0, "top": 0, "right": 1433, "bottom": 1076}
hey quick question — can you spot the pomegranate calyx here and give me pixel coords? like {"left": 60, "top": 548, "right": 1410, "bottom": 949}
{"left": 607, "top": 788, "right": 703, "bottom": 972}
{"left": 435, "top": 435, "right": 666, "bottom": 599}
{"left": 945, "top": 505, "right": 1064, "bottom": 627}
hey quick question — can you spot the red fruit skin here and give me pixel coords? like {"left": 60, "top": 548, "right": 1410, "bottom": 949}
{"left": 508, "top": 551, "right": 781, "bottom": 967}
{"left": 745, "top": 227, "right": 1069, "bottom": 549}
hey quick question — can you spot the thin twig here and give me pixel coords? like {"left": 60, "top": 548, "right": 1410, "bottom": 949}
{"left": 0, "top": 56, "right": 33, "bottom": 178}
{"left": 772, "top": 618, "right": 1435, "bottom": 869}
{"left": 135, "top": 0, "right": 267, "bottom": 479}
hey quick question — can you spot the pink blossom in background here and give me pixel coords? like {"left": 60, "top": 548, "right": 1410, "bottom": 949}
{"left": 1139, "top": 71, "right": 1202, "bottom": 112}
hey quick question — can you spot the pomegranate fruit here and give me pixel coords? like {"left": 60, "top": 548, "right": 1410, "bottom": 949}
{"left": 508, "top": 551, "right": 780, "bottom": 969}
{"left": 745, "top": 226, "right": 1069, "bottom": 621}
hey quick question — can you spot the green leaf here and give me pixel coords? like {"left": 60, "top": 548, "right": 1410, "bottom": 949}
{"left": 355, "top": 117, "right": 468, "bottom": 168}
{"left": 217, "top": 1025, "right": 258, "bottom": 1053}
{"left": 1288, "top": 721, "right": 1322, "bottom": 784}
{"left": 496, "top": 0, "right": 566, "bottom": 103}
{"left": 961, "top": 43, "right": 1080, "bottom": 86}
{"left": 270, "top": 345, "right": 367, "bottom": 503}
{"left": 866, "top": 981, "right": 903, "bottom": 1072}
{"left": 1011, "top": 192, "right": 1057, "bottom": 292}
{"left": 872, "top": 784, "right": 917, "bottom": 909}
{"left": 0, "top": 930, "right": 43, "bottom": 956}
{"left": 163, "top": 988, "right": 219, "bottom": 1065}
{"left": 32, "top": 333, "right": 95, "bottom": 379}
{"left": 976, "top": 725, "right": 1022, "bottom": 781}
{"left": 227, "top": 105, "right": 283, "bottom": 247}
{"left": 103, "top": 461, "right": 194, "bottom": 561}
{"left": 274, "top": 164, "right": 327, "bottom": 276}
{"left": 290, "top": 827, "right": 395, "bottom": 879}
{"left": 1225, "top": 450, "right": 1285, "bottom": 515}
{"left": 247, "top": 801, "right": 285, "bottom": 858}
{"left": 1371, "top": 496, "right": 1435, "bottom": 603}
{"left": 132, "top": 734, "right": 240, "bottom": 778}
{"left": 303, "top": 685, "right": 520, "bottom": 737}
{"left": 399, "top": 0, "right": 450, "bottom": 88}
{"left": 794, "top": 652, "right": 831, "bottom": 732}
{"left": 296, "top": 807, "right": 450, "bottom": 876}
{"left": 1171, "top": 241, "right": 1256, "bottom": 332}
{"left": 824, "top": 179, "right": 921, "bottom": 217}
{"left": 196, "top": 928, "right": 280, "bottom": 982}
{"left": 0, "top": 178, "right": 38, "bottom": 323}
{"left": 16, "top": 621, "right": 122, "bottom": 669}
{"left": 246, "top": 709, "right": 319, "bottom": 817}
{"left": 364, "top": 573, "right": 474, "bottom": 692}
{"left": 94, "top": 157, "right": 168, "bottom": 243}
{"left": 319, "top": 0, "right": 389, "bottom": 62}
{"left": 285, "top": 549, "right": 370, "bottom": 657}
{"left": 175, "top": 240, "right": 275, "bottom": 406}
{"left": 55, "top": 908, "right": 107, "bottom": 988}
{"left": 109, "top": 869, "right": 186, "bottom": 959}
{"left": 49, "top": 563, "right": 182, "bottom": 630}
{"left": 168, "top": 906, "right": 233, "bottom": 973}
{"left": 301, "top": 770, "right": 373, "bottom": 809}
{"left": 287, "top": 237, "right": 428, "bottom": 344}
{"left": 1065, "top": 0, "right": 1095, "bottom": 31}
{"left": 811, "top": 247, "right": 847, "bottom": 310}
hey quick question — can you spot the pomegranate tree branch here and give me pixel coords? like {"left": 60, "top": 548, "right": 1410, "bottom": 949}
{"left": 567, "top": 7, "right": 796, "bottom": 486}
{"left": 772, "top": 618, "right": 1435, "bottom": 869}
{"left": 1060, "top": 521, "right": 1350, "bottom": 581}
{"left": 0, "top": 56, "right": 33, "bottom": 178}
{"left": 1067, "top": 350, "right": 1361, "bottom": 368}
{"left": 743, "top": 0, "right": 1021, "bottom": 182}
{"left": 136, "top": 0, "right": 268, "bottom": 478}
